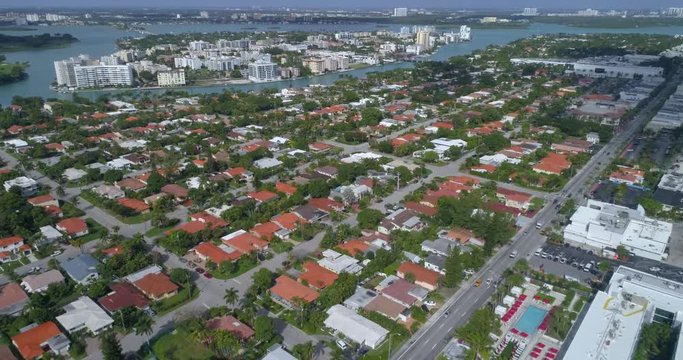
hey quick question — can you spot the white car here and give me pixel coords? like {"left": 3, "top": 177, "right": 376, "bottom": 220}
{"left": 649, "top": 267, "right": 662, "bottom": 273}
{"left": 336, "top": 340, "right": 348, "bottom": 350}
{"left": 424, "top": 300, "right": 436, "bottom": 307}
{"left": 51, "top": 250, "right": 63, "bottom": 257}
{"left": 509, "top": 250, "right": 518, "bottom": 258}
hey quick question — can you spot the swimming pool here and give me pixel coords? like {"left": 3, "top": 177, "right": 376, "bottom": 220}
{"left": 514, "top": 306, "right": 548, "bottom": 334}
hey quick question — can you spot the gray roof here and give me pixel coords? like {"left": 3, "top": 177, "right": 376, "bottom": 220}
{"left": 60, "top": 254, "right": 99, "bottom": 282}
{"left": 425, "top": 254, "right": 448, "bottom": 269}
{"left": 421, "top": 239, "right": 453, "bottom": 255}
{"left": 343, "top": 286, "right": 378, "bottom": 310}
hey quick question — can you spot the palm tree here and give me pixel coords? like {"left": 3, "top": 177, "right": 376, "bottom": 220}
{"left": 134, "top": 315, "right": 154, "bottom": 352}
{"left": 223, "top": 288, "right": 239, "bottom": 307}
{"left": 56, "top": 185, "right": 66, "bottom": 197}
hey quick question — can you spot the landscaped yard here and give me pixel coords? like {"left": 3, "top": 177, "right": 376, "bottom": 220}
{"left": 80, "top": 191, "right": 153, "bottom": 224}
{"left": 0, "top": 256, "right": 30, "bottom": 273}
{"left": 152, "top": 329, "right": 213, "bottom": 360}
{"left": 73, "top": 218, "right": 109, "bottom": 244}
{"left": 270, "top": 241, "right": 294, "bottom": 254}
{"left": 152, "top": 287, "right": 199, "bottom": 315}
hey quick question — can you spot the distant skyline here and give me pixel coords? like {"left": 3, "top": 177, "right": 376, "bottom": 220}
{"left": 3, "top": 1, "right": 683, "bottom": 10}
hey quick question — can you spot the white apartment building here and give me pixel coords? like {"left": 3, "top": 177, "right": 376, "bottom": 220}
{"left": 565, "top": 266, "right": 683, "bottom": 360}
{"left": 26, "top": 13, "right": 39, "bottom": 22}
{"left": 248, "top": 60, "right": 280, "bottom": 82}
{"left": 393, "top": 8, "right": 408, "bottom": 17}
{"left": 157, "top": 69, "right": 186, "bottom": 87}
{"left": 188, "top": 40, "right": 211, "bottom": 51}
{"left": 73, "top": 64, "right": 134, "bottom": 88}
{"left": 564, "top": 200, "right": 673, "bottom": 261}
{"left": 54, "top": 60, "right": 77, "bottom": 87}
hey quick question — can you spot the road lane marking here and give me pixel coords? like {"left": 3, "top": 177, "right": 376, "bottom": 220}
{"left": 431, "top": 344, "right": 438, "bottom": 350}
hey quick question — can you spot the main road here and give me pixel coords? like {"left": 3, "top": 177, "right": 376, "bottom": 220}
{"left": 392, "top": 70, "right": 683, "bottom": 360}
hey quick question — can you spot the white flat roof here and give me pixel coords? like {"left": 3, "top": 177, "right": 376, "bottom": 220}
{"left": 324, "top": 305, "right": 388, "bottom": 349}
{"left": 564, "top": 291, "right": 644, "bottom": 360}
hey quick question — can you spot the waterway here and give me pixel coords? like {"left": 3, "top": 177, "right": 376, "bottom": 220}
{"left": 1, "top": 22, "right": 683, "bottom": 104}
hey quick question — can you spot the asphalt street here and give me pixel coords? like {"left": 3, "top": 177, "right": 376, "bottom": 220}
{"left": 392, "top": 70, "right": 683, "bottom": 360}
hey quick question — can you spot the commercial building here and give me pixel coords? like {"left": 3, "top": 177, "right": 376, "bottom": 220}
{"left": 248, "top": 60, "right": 280, "bottom": 82}
{"left": 324, "top": 305, "right": 388, "bottom": 349}
{"left": 563, "top": 200, "right": 673, "bottom": 260}
{"left": 565, "top": 266, "right": 683, "bottom": 360}
{"left": 73, "top": 64, "right": 134, "bottom": 88}
{"left": 646, "top": 85, "right": 683, "bottom": 132}
{"left": 157, "top": 69, "right": 186, "bottom": 87}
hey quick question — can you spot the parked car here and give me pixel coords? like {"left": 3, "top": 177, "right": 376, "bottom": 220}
{"left": 510, "top": 250, "right": 518, "bottom": 258}
{"left": 50, "top": 250, "right": 62, "bottom": 257}
{"left": 336, "top": 340, "right": 348, "bottom": 350}
{"left": 649, "top": 266, "right": 662, "bottom": 273}
{"left": 474, "top": 279, "right": 482, "bottom": 287}
{"left": 195, "top": 267, "right": 205, "bottom": 274}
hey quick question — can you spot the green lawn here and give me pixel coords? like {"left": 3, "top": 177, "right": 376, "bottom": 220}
{"left": 212, "top": 259, "right": 258, "bottom": 280}
{"left": 152, "top": 329, "right": 213, "bottom": 360}
{"left": 152, "top": 287, "right": 199, "bottom": 316}
{"left": 270, "top": 241, "right": 294, "bottom": 254}
{"left": 0, "top": 256, "right": 30, "bottom": 273}
{"left": 145, "top": 225, "right": 174, "bottom": 238}
{"left": 73, "top": 218, "right": 108, "bottom": 244}
{"left": 80, "top": 192, "right": 152, "bottom": 224}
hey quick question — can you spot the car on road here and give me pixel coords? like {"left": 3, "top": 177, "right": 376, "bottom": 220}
{"left": 649, "top": 266, "right": 662, "bottom": 273}
{"left": 510, "top": 250, "right": 518, "bottom": 258}
{"left": 29, "top": 267, "right": 41, "bottom": 273}
{"left": 50, "top": 250, "right": 62, "bottom": 257}
{"left": 336, "top": 340, "right": 348, "bottom": 350}
{"left": 534, "top": 248, "right": 542, "bottom": 256}
{"left": 536, "top": 222, "right": 542, "bottom": 229}
{"left": 444, "top": 311, "right": 450, "bottom": 317}
{"left": 541, "top": 252, "right": 549, "bottom": 259}
{"left": 474, "top": 279, "right": 482, "bottom": 287}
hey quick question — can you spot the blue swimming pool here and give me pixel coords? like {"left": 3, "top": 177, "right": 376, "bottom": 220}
{"left": 514, "top": 306, "right": 547, "bottom": 334}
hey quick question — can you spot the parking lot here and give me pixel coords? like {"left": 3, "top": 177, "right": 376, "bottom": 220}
{"left": 527, "top": 244, "right": 600, "bottom": 284}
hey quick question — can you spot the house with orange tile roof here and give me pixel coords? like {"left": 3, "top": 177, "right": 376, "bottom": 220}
{"left": 609, "top": 166, "right": 645, "bottom": 186}
{"left": 272, "top": 212, "right": 305, "bottom": 231}
{"left": 337, "top": 239, "right": 370, "bottom": 257}
{"left": 224, "top": 167, "right": 254, "bottom": 182}
{"left": 270, "top": 275, "right": 319, "bottom": 308}
{"left": 447, "top": 176, "right": 480, "bottom": 188}
{"left": 470, "top": 164, "right": 497, "bottom": 174}
{"left": 165, "top": 221, "right": 211, "bottom": 236}
{"left": 532, "top": 152, "right": 571, "bottom": 176}
{"left": 55, "top": 218, "right": 88, "bottom": 238}
{"left": 192, "top": 242, "right": 243, "bottom": 264}
{"left": 391, "top": 133, "right": 422, "bottom": 148}
{"left": 247, "top": 190, "right": 279, "bottom": 203}
{"left": 298, "top": 261, "right": 338, "bottom": 290}
{"left": 189, "top": 212, "right": 229, "bottom": 228}
{"left": 161, "top": 184, "right": 189, "bottom": 201}
{"left": 133, "top": 273, "right": 179, "bottom": 300}
{"left": 250, "top": 221, "right": 285, "bottom": 241}
{"left": 27, "top": 194, "right": 59, "bottom": 208}
{"left": 11, "top": 321, "right": 70, "bottom": 360}
{"left": 496, "top": 187, "right": 533, "bottom": 211}
{"left": 115, "top": 178, "right": 146, "bottom": 192}
{"left": 207, "top": 315, "right": 255, "bottom": 341}
{"left": 275, "top": 181, "right": 298, "bottom": 196}
{"left": 116, "top": 198, "right": 151, "bottom": 214}
{"left": 308, "top": 142, "right": 334, "bottom": 153}
{"left": 222, "top": 230, "right": 269, "bottom": 254}
{"left": 396, "top": 262, "right": 440, "bottom": 291}
{"left": 0, "top": 236, "right": 30, "bottom": 261}
{"left": 440, "top": 227, "right": 483, "bottom": 247}
{"left": 308, "top": 198, "right": 344, "bottom": 213}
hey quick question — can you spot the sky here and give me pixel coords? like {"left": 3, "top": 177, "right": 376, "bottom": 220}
{"left": 5, "top": 0, "right": 683, "bottom": 10}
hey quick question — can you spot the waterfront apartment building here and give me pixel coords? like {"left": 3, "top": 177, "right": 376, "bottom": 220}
{"left": 157, "top": 69, "right": 186, "bottom": 87}
{"left": 54, "top": 60, "right": 77, "bottom": 88}
{"left": 393, "top": 8, "right": 408, "bottom": 17}
{"left": 73, "top": 64, "right": 134, "bottom": 89}
{"left": 416, "top": 30, "right": 432, "bottom": 50}
{"left": 248, "top": 60, "right": 280, "bottom": 82}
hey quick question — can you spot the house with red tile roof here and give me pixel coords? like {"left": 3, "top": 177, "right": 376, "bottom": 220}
{"left": 270, "top": 275, "right": 319, "bottom": 308}
{"left": 11, "top": 321, "right": 70, "bottom": 360}
{"left": 165, "top": 221, "right": 211, "bottom": 236}
{"left": 609, "top": 166, "right": 645, "bottom": 186}
{"left": 337, "top": 239, "right": 370, "bottom": 257}
{"left": 391, "top": 133, "right": 422, "bottom": 148}
{"left": 0, "top": 236, "right": 28, "bottom": 260}
{"left": 133, "top": 273, "right": 179, "bottom": 300}
{"left": 308, "top": 142, "right": 334, "bottom": 153}
{"left": 189, "top": 212, "right": 229, "bottom": 229}
{"left": 56, "top": 218, "right": 88, "bottom": 237}
{"left": 298, "top": 261, "right": 338, "bottom": 290}
{"left": 532, "top": 152, "right": 571, "bottom": 176}
{"left": 396, "top": 262, "right": 440, "bottom": 291}
{"left": 192, "top": 242, "right": 242, "bottom": 264}
{"left": 272, "top": 212, "right": 305, "bottom": 231}
{"left": 447, "top": 176, "right": 481, "bottom": 188}
{"left": 222, "top": 230, "right": 269, "bottom": 254}
{"left": 224, "top": 167, "right": 254, "bottom": 182}
{"left": 116, "top": 198, "right": 151, "bottom": 214}
{"left": 115, "top": 178, "right": 146, "bottom": 192}
{"left": 275, "top": 181, "right": 298, "bottom": 196}
{"left": 470, "top": 164, "right": 497, "bottom": 174}
{"left": 250, "top": 222, "right": 284, "bottom": 241}
{"left": 247, "top": 190, "right": 279, "bottom": 203}
{"left": 98, "top": 282, "right": 150, "bottom": 313}
{"left": 207, "top": 316, "right": 255, "bottom": 341}
{"left": 27, "top": 194, "right": 59, "bottom": 208}
{"left": 308, "top": 198, "right": 344, "bottom": 212}
{"left": 551, "top": 138, "right": 593, "bottom": 154}
{"left": 496, "top": 187, "right": 533, "bottom": 211}
{"left": 101, "top": 246, "right": 125, "bottom": 257}
{"left": 161, "top": 184, "right": 189, "bottom": 200}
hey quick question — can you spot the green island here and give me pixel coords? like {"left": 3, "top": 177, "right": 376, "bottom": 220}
{"left": 0, "top": 33, "right": 78, "bottom": 52}
{"left": 0, "top": 55, "right": 28, "bottom": 85}
{"left": 534, "top": 15, "right": 683, "bottom": 28}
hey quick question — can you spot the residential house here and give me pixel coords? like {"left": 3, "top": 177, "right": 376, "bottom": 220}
{"left": 0, "top": 236, "right": 32, "bottom": 262}
{"left": 421, "top": 239, "right": 453, "bottom": 257}
{"left": 275, "top": 182, "right": 298, "bottom": 197}
{"left": 27, "top": 194, "right": 59, "bottom": 208}
{"left": 424, "top": 254, "right": 447, "bottom": 275}
{"left": 56, "top": 297, "right": 114, "bottom": 335}
{"left": 308, "top": 142, "right": 334, "bottom": 153}
{"left": 323, "top": 305, "right": 388, "bottom": 350}
{"left": 364, "top": 295, "right": 410, "bottom": 322}
{"left": 609, "top": 166, "right": 645, "bottom": 186}
{"left": 318, "top": 249, "right": 362, "bottom": 274}
{"left": 396, "top": 262, "right": 440, "bottom": 291}
{"left": 60, "top": 254, "right": 99, "bottom": 285}
{"left": 191, "top": 242, "right": 242, "bottom": 264}
{"left": 551, "top": 138, "right": 593, "bottom": 154}
{"left": 222, "top": 230, "right": 269, "bottom": 254}
{"left": 56, "top": 218, "right": 88, "bottom": 237}
{"left": 21, "top": 270, "right": 65, "bottom": 293}
{"left": 272, "top": 212, "right": 305, "bottom": 231}
{"left": 251, "top": 221, "right": 286, "bottom": 241}
{"left": 11, "top": 322, "right": 70, "bottom": 360}
{"left": 207, "top": 316, "right": 255, "bottom": 342}
{"left": 270, "top": 275, "right": 319, "bottom": 308}
{"left": 253, "top": 158, "right": 283, "bottom": 170}
{"left": 117, "top": 198, "right": 151, "bottom": 213}
{"left": 0, "top": 283, "right": 29, "bottom": 316}
{"left": 439, "top": 228, "right": 483, "bottom": 247}
{"left": 378, "top": 209, "right": 423, "bottom": 235}
{"left": 161, "top": 184, "right": 189, "bottom": 201}
{"left": 93, "top": 184, "right": 125, "bottom": 200}
{"left": 247, "top": 190, "right": 279, "bottom": 204}
{"left": 38, "top": 226, "right": 63, "bottom": 246}
{"left": 496, "top": 187, "right": 533, "bottom": 211}
{"left": 98, "top": 282, "right": 150, "bottom": 313}
{"left": 133, "top": 272, "right": 179, "bottom": 300}
{"left": 532, "top": 152, "right": 571, "bottom": 176}
{"left": 308, "top": 198, "right": 344, "bottom": 213}
{"left": 292, "top": 204, "right": 328, "bottom": 222}
{"left": 115, "top": 178, "right": 146, "bottom": 192}
{"left": 298, "top": 261, "right": 338, "bottom": 290}
{"left": 3, "top": 176, "right": 39, "bottom": 197}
